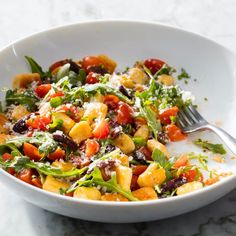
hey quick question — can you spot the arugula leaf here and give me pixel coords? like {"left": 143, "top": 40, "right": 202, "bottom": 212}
{"left": 0, "top": 156, "right": 86, "bottom": 177}
{"left": 25, "top": 56, "right": 50, "bottom": 79}
{"left": 194, "top": 139, "right": 226, "bottom": 155}
{"left": 6, "top": 132, "right": 58, "bottom": 156}
{"left": 136, "top": 97, "right": 161, "bottom": 139}
{"left": 84, "top": 84, "right": 133, "bottom": 105}
{"left": 152, "top": 149, "right": 172, "bottom": 179}
{"left": 5, "top": 89, "right": 39, "bottom": 111}
{"left": 68, "top": 167, "right": 138, "bottom": 201}
{"left": 0, "top": 143, "right": 22, "bottom": 156}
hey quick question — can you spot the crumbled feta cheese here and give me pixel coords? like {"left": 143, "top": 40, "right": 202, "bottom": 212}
{"left": 181, "top": 91, "right": 195, "bottom": 102}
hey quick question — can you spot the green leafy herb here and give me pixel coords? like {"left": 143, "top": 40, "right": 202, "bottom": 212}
{"left": 68, "top": 167, "right": 138, "bottom": 201}
{"left": 177, "top": 68, "right": 190, "bottom": 81}
{"left": 5, "top": 89, "right": 39, "bottom": 111}
{"left": 49, "top": 118, "right": 63, "bottom": 131}
{"left": 25, "top": 56, "right": 50, "bottom": 79}
{"left": 194, "top": 139, "right": 226, "bottom": 155}
{"left": 0, "top": 156, "right": 86, "bottom": 177}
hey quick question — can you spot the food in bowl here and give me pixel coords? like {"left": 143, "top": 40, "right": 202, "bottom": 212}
{"left": 0, "top": 54, "right": 228, "bottom": 201}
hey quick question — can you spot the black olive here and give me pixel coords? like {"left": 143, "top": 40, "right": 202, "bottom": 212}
{"left": 12, "top": 119, "right": 28, "bottom": 134}
{"left": 161, "top": 177, "right": 187, "bottom": 194}
{"left": 118, "top": 85, "right": 132, "bottom": 99}
{"left": 68, "top": 60, "right": 81, "bottom": 73}
{"left": 105, "top": 144, "right": 116, "bottom": 153}
{"left": 88, "top": 65, "right": 107, "bottom": 75}
{"left": 53, "top": 133, "right": 78, "bottom": 151}
{"left": 133, "top": 150, "right": 147, "bottom": 164}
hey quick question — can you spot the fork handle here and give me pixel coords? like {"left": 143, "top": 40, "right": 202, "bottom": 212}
{"left": 205, "top": 124, "right": 236, "bottom": 155}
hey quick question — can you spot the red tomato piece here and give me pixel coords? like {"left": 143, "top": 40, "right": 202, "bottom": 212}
{"left": 49, "top": 91, "right": 64, "bottom": 99}
{"left": 93, "top": 119, "right": 110, "bottom": 139}
{"left": 35, "top": 84, "right": 52, "bottom": 98}
{"left": 48, "top": 147, "right": 65, "bottom": 161}
{"left": 159, "top": 106, "right": 179, "bottom": 125}
{"left": 166, "top": 124, "right": 187, "bottom": 142}
{"left": 27, "top": 115, "right": 51, "bottom": 131}
{"left": 17, "top": 169, "right": 33, "bottom": 185}
{"left": 32, "top": 176, "right": 42, "bottom": 188}
{"left": 181, "top": 169, "right": 203, "bottom": 182}
{"left": 104, "top": 95, "right": 120, "bottom": 110}
{"left": 2, "top": 153, "right": 14, "bottom": 161}
{"left": 82, "top": 56, "right": 103, "bottom": 73}
{"left": 85, "top": 139, "right": 100, "bottom": 157}
{"left": 86, "top": 72, "right": 99, "bottom": 84}
{"left": 131, "top": 175, "right": 139, "bottom": 191}
{"left": 132, "top": 165, "right": 148, "bottom": 176}
{"left": 144, "top": 58, "right": 165, "bottom": 74}
{"left": 173, "top": 154, "right": 189, "bottom": 168}
{"left": 116, "top": 102, "right": 133, "bottom": 125}
{"left": 7, "top": 167, "right": 16, "bottom": 175}
{"left": 23, "top": 143, "right": 43, "bottom": 161}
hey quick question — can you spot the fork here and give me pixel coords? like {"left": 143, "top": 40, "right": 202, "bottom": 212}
{"left": 177, "top": 105, "right": 236, "bottom": 154}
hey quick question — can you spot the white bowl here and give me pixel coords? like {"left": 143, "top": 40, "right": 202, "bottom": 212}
{"left": 0, "top": 20, "right": 236, "bottom": 223}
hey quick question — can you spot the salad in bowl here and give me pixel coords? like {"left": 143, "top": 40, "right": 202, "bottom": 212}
{"left": 0, "top": 54, "right": 228, "bottom": 201}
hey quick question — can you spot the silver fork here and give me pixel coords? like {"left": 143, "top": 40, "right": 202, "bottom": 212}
{"left": 177, "top": 105, "right": 236, "bottom": 154}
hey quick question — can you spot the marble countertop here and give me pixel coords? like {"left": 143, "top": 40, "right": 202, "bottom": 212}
{"left": 1, "top": 0, "right": 236, "bottom": 235}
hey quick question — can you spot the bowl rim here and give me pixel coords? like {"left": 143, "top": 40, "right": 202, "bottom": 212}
{"left": 0, "top": 19, "right": 236, "bottom": 207}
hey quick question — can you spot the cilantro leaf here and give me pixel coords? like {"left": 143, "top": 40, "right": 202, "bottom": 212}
{"left": 194, "top": 139, "right": 226, "bottom": 155}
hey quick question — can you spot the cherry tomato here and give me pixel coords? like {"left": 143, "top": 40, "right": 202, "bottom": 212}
{"left": 144, "top": 58, "right": 165, "bottom": 74}
{"left": 116, "top": 102, "right": 133, "bottom": 125}
{"left": 32, "top": 176, "right": 42, "bottom": 188}
{"left": 2, "top": 153, "right": 14, "bottom": 161}
{"left": 166, "top": 124, "right": 187, "bottom": 142}
{"left": 173, "top": 154, "right": 189, "bottom": 168}
{"left": 181, "top": 169, "right": 203, "bottom": 182}
{"left": 26, "top": 115, "right": 51, "bottom": 131}
{"left": 23, "top": 143, "right": 43, "bottom": 161}
{"left": 159, "top": 106, "right": 179, "bottom": 125}
{"left": 35, "top": 84, "right": 52, "bottom": 98}
{"left": 49, "top": 91, "right": 64, "bottom": 99}
{"left": 93, "top": 119, "right": 110, "bottom": 139}
{"left": 17, "top": 169, "right": 33, "bottom": 185}
{"left": 104, "top": 95, "right": 120, "bottom": 110}
{"left": 85, "top": 139, "right": 100, "bottom": 157}
{"left": 138, "top": 146, "right": 152, "bottom": 161}
{"left": 82, "top": 56, "right": 103, "bottom": 73}
{"left": 48, "top": 147, "right": 65, "bottom": 161}
{"left": 86, "top": 72, "right": 99, "bottom": 84}
{"left": 132, "top": 165, "right": 148, "bottom": 175}
{"left": 7, "top": 167, "right": 16, "bottom": 175}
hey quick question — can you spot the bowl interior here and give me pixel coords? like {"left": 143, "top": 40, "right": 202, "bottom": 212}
{"left": 0, "top": 20, "right": 236, "bottom": 195}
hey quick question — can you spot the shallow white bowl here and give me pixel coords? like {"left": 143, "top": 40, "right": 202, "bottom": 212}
{"left": 0, "top": 20, "right": 236, "bottom": 223}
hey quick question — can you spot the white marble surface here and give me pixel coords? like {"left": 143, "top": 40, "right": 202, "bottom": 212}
{"left": 1, "top": 0, "right": 236, "bottom": 235}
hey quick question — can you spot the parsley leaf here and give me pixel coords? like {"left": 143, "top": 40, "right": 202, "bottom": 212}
{"left": 194, "top": 139, "right": 226, "bottom": 155}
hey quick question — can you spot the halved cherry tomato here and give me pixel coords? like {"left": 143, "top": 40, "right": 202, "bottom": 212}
{"left": 116, "top": 102, "right": 133, "bottom": 125}
{"left": 32, "top": 176, "right": 42, "bottom": 188}
{"left": 26, "top": 115, "right": 51, "bottom": 131}
{"left": 138, "top": 146, "right": 152, "bottom": 161}
{"left": 65, "top": 192, "right": 74, "bottom": 197}
{"left": 17, "top": 169, "right": 33, "bottom": 185}
{"left": 23, "top": 143, "right": 43, "bottom": 161}
{"left": 2, "top": 153, "right": 14, "bottom": 161}
{"left": 166, "top": 124, "right": 187, "bottom": 142}
{"left": 173, "top": 154, "right": 189, "bottom": 168}
{"left": 93, "top": 119, "right": 110, "bottom": 139}
{"left": 82, "top": 56, "right": 103, "bottom": 73}
{"left": 35, "top": 84, "right": 52, "bottom": 98}
{"left": 132, "top": 165, "right": 148, "bottom": 175}
{"left": 48, "top": 147, "right": 65, "bottom": 161}
{"left": 144, "top": 58, "right": 165, "bottom": 74}
{"left": 7, "top": 167, "right": 16, "bottom": 175}
{"left": 85, "top": 139, "right": 100, "bottom": 157}
{"left": 181, "top": 169, "right": 203, "bottom": 182}
{"left": 86, "top": 72, "right": 99, "bottom": 84}
{"left": 49, "top": 91, "right": 64, "bottom": 99}
{"left": 104, "top": 95, "right": 120, "bottom": 110}
{"left": 159, "top": 106, "right": 179, "bottom": 125}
